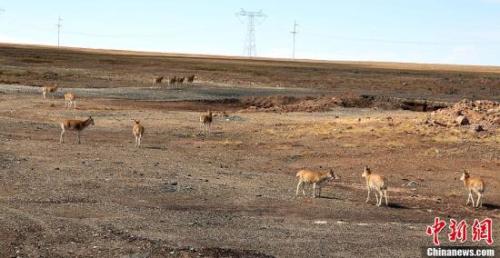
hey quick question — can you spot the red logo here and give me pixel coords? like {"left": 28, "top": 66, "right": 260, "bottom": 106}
{"left": 472, "top": 218, "right": 494, "bottom": 245}
{"left": 426, "top": 217, "right": 494, "bottom": 246}
{"left": 426, "top": 217, "right": 447, "bottom": 245}
{"left": 448, "top": 219, "right": 467, "bottom": 243}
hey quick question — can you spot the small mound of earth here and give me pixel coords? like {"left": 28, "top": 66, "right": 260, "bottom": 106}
{"left": 240, "top": 95, "right": 342, "bottom": 112}
{"left": 427, "top": 99, "right": 499, "bottom": 130}
{"left": 237, "top": 95, "right": 442, "bottom": 113}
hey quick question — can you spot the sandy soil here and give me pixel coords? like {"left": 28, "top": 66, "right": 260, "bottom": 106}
{"left": 1, "top": 43, "right": 499, "bottom": 102}
{"left": 0, "top": 90, "right": 498, "bottom": 257}
{"left": 0, "top": 44, "right": 499, "bottom": 257}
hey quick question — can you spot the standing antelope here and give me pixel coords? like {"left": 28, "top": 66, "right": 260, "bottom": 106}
{"left": 187, "top": 75, "right": 195, "bottom": 83}
{"left": 64, "top": 92, "right": 76, "bottom": 108}
{"left": 60, "top": 116, "right": 95, "bottom": 144}
{"left": 200, "top": 110, "right": 213, "bottom": 135}
{"left": 169, "top": 76, "right": 177, "bottom": 86}
{"left": 132, "top": 119, "right": 145, "bottom": 147}
{"left": 362, "top": 166, "right": 389, "bottom": 206}
{"left": 153, "top": 76, "right": 164, "bottom": 85}
{"left": 460, "top": 170, "right": 485, "bottom": 208}
{"left": 42, "top": 85, "right": 58, "bottom": 99}
{"left": 296, "top": 169, "right": 340, "bottom": 198}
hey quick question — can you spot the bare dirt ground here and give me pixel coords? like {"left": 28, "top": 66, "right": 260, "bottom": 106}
{"left": 0, "top": 44, "right": 499, "bottom": 257}
{"left": 1, "top": 43, "right": 499, "bottom": 101}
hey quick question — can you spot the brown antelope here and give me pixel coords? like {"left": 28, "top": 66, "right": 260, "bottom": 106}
{"left": 199, "top": 110, "right": 213, "bottom": 135}
{"left": 460, "top": 170, "right": 485, "bottom": 208}
{"left": 131, "top": 119, "right": 145, "bottom": 147}
{"left": 64, "top": 92, "right": 76, "bottom": 108}
{"left": 153, "top": 76, "right": 164, "bottom": 85}
{"left": 178, "top": 77, "right": 185, "bottom": 84}
{"left": 187, "top": 75, "right": 195, "bottom": 83}
{"left": 296, "top": 169, "right": 340, "bottom": 198}
{"left": 362, "top": 166, "right": 388, "bottom": 206}
{"left": 169, "top": 76, "right": 177, "bottom": 86}
{"left": 42, "top": 85, "right": 58, "bottom": 99}
{"left": 60, "top": 116, "right": 95, "bottom": 144}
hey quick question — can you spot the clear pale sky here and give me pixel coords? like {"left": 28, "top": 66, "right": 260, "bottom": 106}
{"left": 1, "top": 0, "right": 499, "bottom": 65}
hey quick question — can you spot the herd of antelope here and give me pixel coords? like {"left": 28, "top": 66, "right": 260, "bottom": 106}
{"left": 153, "top": 74, "right": 196, "bottom": 87}
{"left": 295, "top": 167, "right": 485, "bottom": 208}
{"left": 41, "top": 84, "right": 213, "bottom": 147}
{"left": 40, "top": 84, "right": 487, "bottom": 210}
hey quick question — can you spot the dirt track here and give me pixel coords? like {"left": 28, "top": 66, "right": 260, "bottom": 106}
{"left": 0, "top": 44, "right": 499, "bottom": 257}
{"left": 0, "top": 84, "right": 329, "bottom": 102}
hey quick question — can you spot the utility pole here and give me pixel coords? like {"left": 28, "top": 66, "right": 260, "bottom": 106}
{"left": 291, "top": 21, "right": 299, "bottom": 59}
{"left": 236, "top": 9, "right": 266, "bottom": 57}
{"left": 56, "top": 16, "right": 62, "bottom": 47}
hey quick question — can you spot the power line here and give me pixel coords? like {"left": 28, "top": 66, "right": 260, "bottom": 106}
{"left": 291, "top": 20, "right": 298, "bottom": 59}
{"left": 305, "top": 31, "right": 500, "bottom": 46}
{"left": 236, "top": 9, "right": 266, "bottom": 57}
{"left": 56, "top": 16, "right": 62, "bottom": 47}
{"left": 64, "top": 31, "right": 168, "bottom": 39}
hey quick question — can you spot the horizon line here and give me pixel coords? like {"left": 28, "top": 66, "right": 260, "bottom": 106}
{"left": 1, "top": 41, "right": 499, "bottom": 73}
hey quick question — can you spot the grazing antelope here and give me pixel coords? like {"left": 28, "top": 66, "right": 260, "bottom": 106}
{"left": 362, "top": 166, "right": 388, "bottom": 206}
{"left": 187, "top": 75, "right": 195, "bottom": 83}
{"left": 60, "top": 116, "right": 95, "bottom": 144}
{"left": 64, "top": 92, "right": 76, "bottom": 108}
{"left": 199, "top": 110, "right": 213, "bottom": 135}
{"left": 131, "top": 119, "right": 145, "bottom": 147}
{"left": 42, "top": 85, "right": 58, "bottom": 99}
{"left": 296, "top": 169, "right": 340, "bottom": 198}
{"left": 153, "top": 76, "right": 164, "bottom": 85}
{"left": 460, "top": 170, "right": 485, "bottom": 208}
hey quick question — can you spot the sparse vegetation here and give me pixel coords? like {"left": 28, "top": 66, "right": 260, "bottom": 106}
{"left": 0, "top": 44, "right": 498, "bottom": 258}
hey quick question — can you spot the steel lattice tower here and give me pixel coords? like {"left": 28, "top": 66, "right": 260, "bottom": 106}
{"left": 236, "top": 9, "right": 266, "bottom": 57}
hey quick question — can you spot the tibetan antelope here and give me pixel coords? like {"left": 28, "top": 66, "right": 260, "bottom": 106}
{"left": 460, "top": 170, "right": 485, "bottom": 208}
{"left": 60, "top": 116, "right": 95, "bottom": 144}
{"left": 296, "top": 169, "right": 340, "bottom": 198}
{"left": 42, "top": 85, "right": 58, "bottom": 99}
{"left": 131, "top": 119, "right": 145, "bottom": 147}
{"left": 199, "top": 110, "right": 213, "bottom": 135}
{"left": 64, "top": 92, "right": 76, "bottom": 108}
{"left": 169, "top": 76, "right": 177, "bottom": 86}
{"left": 187, "top": 75, "right": 195, "bottom": 83}
{"left": 362, "top": 166, "right": 388, "bottom": 206}
{"left": 153, "top": 76, "right": 164, "bottom": 85}
{"left": 178, "top": 77, "right": 185, "bottom": 84}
